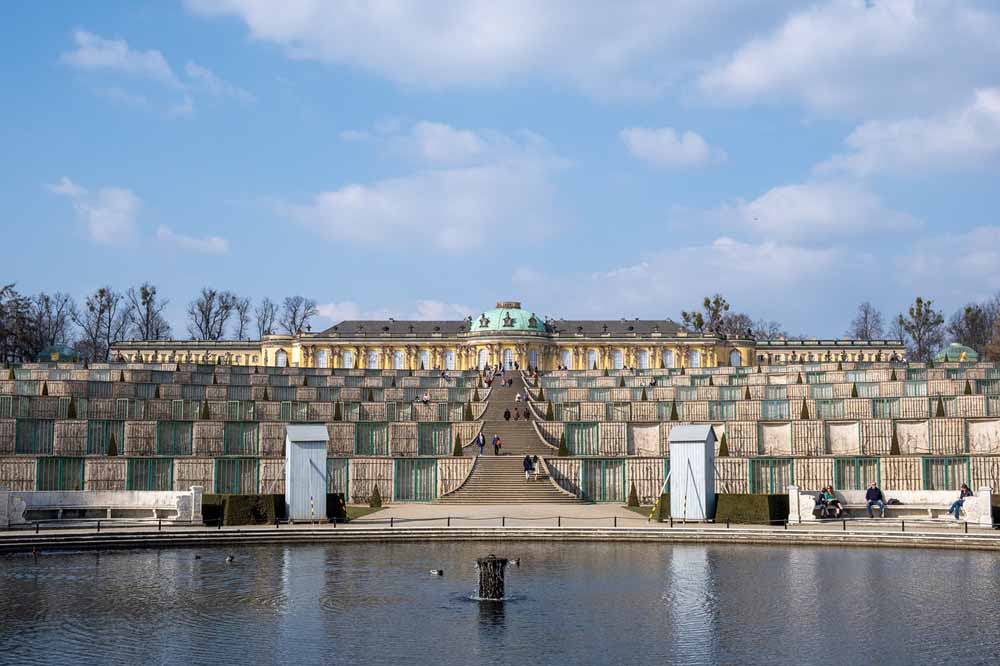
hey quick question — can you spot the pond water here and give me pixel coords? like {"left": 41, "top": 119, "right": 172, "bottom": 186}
{"left": 1, "top": 542, "right": 999, "bottom": 665}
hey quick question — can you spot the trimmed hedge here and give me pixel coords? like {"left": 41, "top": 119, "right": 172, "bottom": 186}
{"left": 326, "top": 493, "right": 348, "bottom": 522}
{"left": 714, "top": 494, "right": 788, "bottom": 525}
{"left": 657, "top": 493, "right": 670, "bottom": 521}
{"left": 202, "top": 493, "right": 347, "bottom": 525}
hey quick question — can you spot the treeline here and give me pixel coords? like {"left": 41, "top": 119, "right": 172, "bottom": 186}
{"left": 680, "top": 293, "right": 1000, "bottom": 362}
{"left": 0, "top": 283, "right": 318, "bottom": 363}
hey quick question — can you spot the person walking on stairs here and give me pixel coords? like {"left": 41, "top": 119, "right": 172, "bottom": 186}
{"left": 492, "top": 434, "right": 501, "bottom": 455}
{"left": 476, "top": 431, "right": 485, "bottom": 456}
{"left": 523, "top": 455, "right": 534, "bottom": 481}
{"left": 504, "top": 408, "right": 511, "bottom": 421}
{"left": 514, "top": 407, "right": 520, "bottom": 421}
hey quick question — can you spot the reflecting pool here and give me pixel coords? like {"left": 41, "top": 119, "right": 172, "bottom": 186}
{"left": 1, "top": 542, "right": 999, "bottom": 665}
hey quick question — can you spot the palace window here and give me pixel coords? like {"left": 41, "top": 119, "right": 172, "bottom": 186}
{"left": 394, "top": 351, "right": 406, "bottom": 370}
{"left": 275, "top": 350, "right": 288, "bottom": 368}
{"left": 367, "top": 350, "right": 379, "bottom": 369}
{"left": 689, "top": 350, "right": 701, "bottom": 368}
{"left": 612, "top": 350, "right": 624, "bottom": 370}
{"left": 502, "top": 349, "right": 514, "bottom": 370}
{"left": 587, "top": 349, "right": 598, "bottom": 370}
{"left": 561, "top": 349, "right": 572, "bottom": 369}
{"left": 419, "top": 350, "right": 430, "bottom": 369}
{"left": 637, "top": 349, "right": 649, "bottom": 370}
{"left": 445, "top": 351, "right": 456, "bottom": 370}
{"left": 663, "top": 349, "right": 674, "bottom": 368}
{"left": 316, "top": 350, "right": 329, "bottom": 368}
{"left": 729, "top": 350, "right": 742, "bottom": 367}
{"left": 342, "top": 351, "right": 354, "bottom": 368}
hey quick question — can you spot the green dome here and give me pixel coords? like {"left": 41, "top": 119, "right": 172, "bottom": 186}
{"left": 935, "top": 342, "right": 979, "bottom": 362}
{"left": 469, "top": 301, "right": 546, "bottom": 333}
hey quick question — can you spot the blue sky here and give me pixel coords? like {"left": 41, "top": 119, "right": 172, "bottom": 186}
{"left": 3, "top": 1, "right": 999, "bottom": 337}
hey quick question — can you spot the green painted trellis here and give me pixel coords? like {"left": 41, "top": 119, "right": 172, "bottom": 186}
{"left": 832, "top": 457, "right": 880, "bottom": 490}
{"left": 223, "top": 422, "right": 259, "bottom": 455}
{"left": 15, "top": 419, "right": 54, "bottom": 454}
{"left": 156, "top": 421, "right": 193, "bottom": 455}
{"left": 214, "top": 457, "right": 259, "bottom": 494}
{"left": 36, "top": 457, "right": 85, "bottom": 491}
{"left": 417, "top": 422, "right": 451, "bottom": 456}
{"left": 580, "top": 458, "right": 626, "bottom": 502}
{"left": 565, "top": 422, "right": 599, "bottom": 455}
{"left": 327, "top": 458, "right": 350, "bottom": 496}
{"left": 87, "top": 419, "right": 125, "bottom": 455}
{"left": 126, "top": 458, "right": 174, "bottom": 491}
{"left": 922, "top": 456, "right": 971, "bottom": 490}
{"left": 748, "top": 458, "right": 795, "bottom": 494}
{"left": 355, "top": 422, "right": 389, "bottom": 455}
{"left": 393, "top": 458, "right": 437, "bottom": 501}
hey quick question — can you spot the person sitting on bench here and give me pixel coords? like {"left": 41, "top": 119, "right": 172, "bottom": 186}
{"left": 947, "top": 484, "right": 973, "bottom": 521}
{"left": 821, "top": 485, "right": 843, "bottom": 518}
{"left": 865, "top": 482, "right": 885, "bottom": 518}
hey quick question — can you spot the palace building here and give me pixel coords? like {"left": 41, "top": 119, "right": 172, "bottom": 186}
{"left": 113, "top": 301, "right": 906, "bottom": 370}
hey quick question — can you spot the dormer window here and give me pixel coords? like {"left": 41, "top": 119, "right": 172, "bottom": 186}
{"left": 528, "top": 315, "right": 537, "bottom": 328}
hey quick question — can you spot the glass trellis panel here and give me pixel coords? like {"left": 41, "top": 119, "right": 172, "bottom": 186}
{"left": 327, "top": 458, "right": 350, "bottom": 496}
{"left": 293, "top": 402, "right": 309, "bottom": 422}
{"left": 0, "top": 395, "right": 11, "bottom": 418}
{"left": 445, "top": 351, "right": 456, "bottom": 371}
{"left": 394, "top": 459, "right": 437, "bottom": 501}
{"left": 418, "top": 422, "right": 451, "bottom": 455}
{"left": 677, "top": 387, "right": 698, "bottom": 401}
{"left": 562, "top": 403, "right": 580, "bottom": 421}
{"left": 637, "top": 350, "right": 649, "bottom": 370}
{"left": 36, "top": 457, "right": 84, "bottom": 491}
{"left": 906, "top": 380, "right": 929, "bottom": 396}
{"left": 397, "top": 402, "right": 413, "bottom": 421}
{"left": 692, "top": 375, "right": 712, "bottom": 387}
{"left": 815, "top": 400, "right": 845, "bottom": 419}
{"left": 273, "top": 386, "right": 295, "bottom": 401}
{"left": 355, "top": 422, "right": 389, "bottom": 455}
{"left": 127, "top": 458, "right": 174, "bottom": 491}
{"left": 612, "top": 350, "right": 624, "bottom": 369}
{"left": 367, "top": 351, "right": 379, "bottom": 369}
{"left": 607, "top": 402, "right": 629, "bottom": 421}
{"left": 708, "top": 401, "right": 736, "bottom": 420}
{"left": 280, "top": 401, "right": 292, "bottom": 421}
{"left": 215, "top": 458, "right": 259, "bottom": 494}
{"left": 223, "top": 422, "right": 259, "bottom": 455}
{"left": 87, "top": 419, "right": 125, "bottom": 455}
{"left": 581, "top": 459, "right": 626, "bottom": 502}
{"left": 590, "top": 388, "right": 611, "bottom": 402}
{"left": 316, "top": 350, "right": 329, "bottom": 368}
{"left": 587, "top": 349, "right": 598, "bottom": 370}
{"left": 718, "top": 387, "right": 741, "bottom": 401}
{"left": 227, "top": 385, "right": 252, "bottom": 401}
{"left": 761, "top": 400, "right": 790, "bottom": 420}
{"left": 15, "top": 419, "right": 54, "bottom": 454}
{"left": 764, "top": 386, "right": 787, "bottom": 400}
{"left": 157, "top": 421, "right": 193, "bottom": 455}
{"left": 749, "top": 458, "right": 794, "bottom": 494}
{"left": 856, "top": 382, "right": 880, "bottom": 398}
{"left": 394, "top": 351, "right": 406, "bottom": 370}
{"left": 871, "top": 398, "right": 899, "bottom": 419}
{"left": 565, "top": 422, "right": 599, "bottom": 455}
{"left": 171, "top": 400, "right": 184, "bottom": 420}
{"left": 845, "top": 370, "right": 864, "bottom": 382}
{"left": 135, "top": 383, "right": 157, "bottom": 399}
{"left": 833, "top": 457, "right": 880, "bottom": 490}
{"left": 182, "top": 384, "right": 205, "bottom": 400}
{"left": 810, "top": 384, "right": 834, "bottom": 399}
{"left": 905, "top": 369, "right": 927, "bottom": 381}
{"left": 806, "top": 372, "right": 826, "bottom": 385}
{"left": 922, "top": 457, "right": 970, "bottom": 491}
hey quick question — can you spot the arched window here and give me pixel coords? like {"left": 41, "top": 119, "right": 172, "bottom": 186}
{"left": 612, "top": 349, "right": 624, "bottom": 369}
{"left": 689, "top": 350, "right": 701, "bottom": 368}
{"left": 502, "top": 349, "right": 514, "bottom": 370}
{"left": 638, "top": 349, "right": 649, "bottom": 370}
{"left": 342, "top": 350, "right": 354, "bottom": 368}
{"left": 367, "top": 350, "right": 379, "bottom": 369}
{"left": 444, "top": 350, "right": 456, "bottom": 370}
{"left": 394, "top": 351, "right": 405, "bottom": 370}
{"left": 663, "top": 349, "right": 674, "bottom": 368}
{"left": 418, "top": 350, "right": 430, "bottom": 370}
{"left": 587, "top": 349, "right": 599, "bottom": 370}
{"left": 729, "top": 350, "right": 742, "bottom": 367}
{"left": 275, "top": 350, "right": 288, "bottom": 368}
{"left": 529, "top": 350, "right": 538, "bottom": 369}
{"left": 316, "top": 350, "right": 329, "bottom": 368}
{"left": 477, "top": 349, "right": 489, "bottom": 370}
{"left": 561, "top": 349, "right": 572, "bottom": 369}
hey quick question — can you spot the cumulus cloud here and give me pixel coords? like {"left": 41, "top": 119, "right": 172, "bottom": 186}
{"left": 895, "top": 226, "right": 1000, "bottom": 300}
{"left": 316, "top": 299, "right": 474, "bottom": 323}
{"left": 60, "top": 30, "right": 252, "bottom": 113}
{"left": 620, "top": 127, "right": 725, "bottom": 168}
{"left": 817, "top": 88, "right": 1000, "bottom": 176}
{"left": 279, "top": 121, "right": 564, "bottom": 252}
{"left": 47, "top": 177, "right": 140, "bottom": 244}
{"left": 156, "top": 225, "right": 230, "bottom": 254}
{"left": 699, "top": 0, "right": 1000, "bottom": 116}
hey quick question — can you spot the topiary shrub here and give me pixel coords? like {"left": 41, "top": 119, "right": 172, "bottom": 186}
{"left": 965, "top": 380, "right": 973, "bottom": 396}
{"left": 800, "top": 399, "right": 810, "bottom": 420}
{"left": 391, "top": 377, "right": 397, "bottom": 388}
{"left": 619, "top": 376, "right": 626, "bottom": 388}
{"left": 557, "top": 432, "right": 569, "bottom": 457}
{"left": 41, "top": 381, "right": 48, "bottom": 396}
{"left": 657, "top": 493, "right": 671, "bottom": 521}
{"left": 473, "top": 387, "right": 481, "bottom": 401}
{"left": 935, "top": 396, "right": 946, "bottom": 418}
{"left": 928, "top": 358, "right": 935, "bottom": 369}
{"left": 796, "top": 373, "right": 803, "bottom": 385}
{"left": 326, "top": 493, "right": 347, "bottom": 522}
{"left": 367, "top": 388, "right": 375, "bottom": 402}
{"left": 154, "top": 384, "right": 160, "bottom": 399}
{"left": 369, "top": 484, "right": 383, "bottom": 508}
{"left": 890, "top": 368, "right": 898, "bottom": 382}
{"left": 708, "top": 376, "right": 714, "bottom": 387}
{"left": 670, "top": 400, "right": 679, "bottom": 421}
{"left": 718, "top": 432, "right": 729, "bottom": 457}
{"left": 850, "top": 382, "right": 859, "bottom": 398}
{"left": 67, "top": 397, "right": 77, "bottom": 419}
{"left": 640, "top": 387, "right": 648, "bottom": 401}
{"left": 464, "top": 402, "right": 474, "bottom": 421}
{"left": 744, "top": 386, "right": 752, "bottom": 400}
{"left": 333, "top": 401, "right": 342, "bottom": 421}
{"left": 680, "top": 366, "right": 685, "bottom": 375}
{"left": 453, "top": 433, "right": 464, "bottom": 457}
{"left": 212, "top": 372, "right": 218, "bottom": 385}
{"left": 263, "top": 386, "right": 269, "bottom": 402}
{"left": 660, "top": 359, "right": 665, "bottom": 369}
{"left": 7, "top": 368, "right": 14, "bottom": 380}
{"left": 627, "top": 482, "right": 639, "bottom": 507}
{"left": 221, "top": 494, "right": 283, "bottom": 526}
{"left": 837, "top": 361, "right": 843, "bottom": 371}
{"left": 119, "top": 370, "right": 125, "bottom": 382}
{"left": 603, "top": 368, "right": 609, "bottom": 377}
{"left": 546, "top": 401, "right": 554, "bottom": 421}
{"left": 890, "top": 427, "right": 901, "bottom": 455}
{"left": 715, "top": 494, "right": 788, "bottom": 525}
{"left": 201, "top": 494, "right": 225, "bottom": 525}
{"left": 201, "top": 400, "right": 210, "bottom": 420}
{"left": 419, "top": 361, "right": 425, "bottom": 370}
{"left": 107, "top": 431, "right": 118, "bottom": 457}
{"left": 536, "top": 386, "right": 544, "bottom": 401}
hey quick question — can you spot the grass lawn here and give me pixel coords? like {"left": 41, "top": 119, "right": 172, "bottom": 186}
{"left": 346, "top": 506, "right": 384, "bottom": 521}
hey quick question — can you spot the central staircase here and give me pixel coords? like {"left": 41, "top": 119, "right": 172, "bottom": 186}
{"left": 437, "top": 373, "right": 579, "bottom": 504}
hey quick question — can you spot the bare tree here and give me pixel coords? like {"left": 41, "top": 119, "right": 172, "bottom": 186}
{"left": 896, "top": 297, "right": 945, "bottom": 362}
{"left": 186, "top": 288, "right": 236, "bottom": 340}
{"left": 947, "top": 303, "right": 996, "bottom": 355}
{"left": 720, "top": 312, "right": 754, "bottom": 337}
{"left": 986, "top": 318, "right": 1000, "bottom": 361}
{"left": 126, "top": 283, "right": 171, "bottom": 341}
{"left": 847, "top": 302, "right": 884, "bottom": 340}
{"left": 72, "top": 287, "right": 129, "bottom": 361}
{"left": 255, "top": 298, "right": 278, "bottom": 338}
{"left": 751, "top": 319, "right": 787, "bottom": 341}
{"left": 681, "top": 294, "right": 729, "bottom": 333}
{"left": 0, "top": 284, "right": 36, "bottom": 363}
{"left": 279, "top": 295, "right": 318, "bottom": 334}
{"left": 31, "top": 292, "right": 77, "bottom": 354}
{"left": 233, "top": 296, "right": 252, "bottom": 340}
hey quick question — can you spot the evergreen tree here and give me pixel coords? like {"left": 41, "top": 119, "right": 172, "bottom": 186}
{"left": 796, "top": 373, "right": 803, "bottom": 385}
{"left": 890, "top": 368, "right": 898, "bottom": 382}
{"left": 837, "top": 361, "right": 843, "bottom": 371}
{"left": 890, "top": 427, "right": 901, "bottom": 455}
{"left": 717, "top": 432, "right": 730, "bottom": 457}
{"left": 603, "top": 368, "right": 609, "bottom": 377}
{"left": 744, "top": 386, "right": 751, "bottom": 400}
{"left": 708, "top": 376, "right": 714, "bottom": 387}
{"left": 464, "top": 402, "right": 474, "bottom": 420}
{"left": 67, "top": 397, "right": 77, "bottom": 419}
{"left": 627, "top": 482, "right": 639, "bottom": 508}
{"left": 680, "top": 366, "right": 685, "bottom": 375}
{"left": 263, "top": 386, "right": 269, "bottom": 402}
{"left": 964, "top": 380, "right": 973, "bottom": 396}
{"left": 557, "top": 432, "right": 569, "bottom": 457}
{"left": 369, "top": 484, "right": 382, "bottom": 508}
{"left": 640, "top": 387, "right": 648, "bottom": 401}
{"left": 453, "top": 433, "right": 463, "bottom": 457}
{"left": 7, "top": 368, "right": 14, "bottom": 380}
{"left": 201, "top": 400, "right": 210, "bottom": 420}
{"left": 535, "top": 386, "right": 543, "bottom": 401}
{"left": 119, "top": 370, "right": 125, "bottom": 382}
{"left": 333, "top": 401, "right": 342, "bottom": 421}
{"left": 800, "top": 399, "right": 809, "bottom": 420}
{"left": 851, "top": 382, "right": 859, "bottom": 398}
{"left": 212, "top": 372, "right": 217, "bottom": 385}
{"left": 391, "top": 377, "right": 397, "bottom": 388}
{"left": 107, "top": 431, "right": 118, "bottom": 457}
{"left": 670, "top": 400, "right": 679, "bottom": 421}
{"left": 41, "top": 381, "right": 48, "bottom": 396}
{"left": 619, "top": 375, "right": 626, "bottom": 388}
{"left": 935, "top": 396, "right": 946, "bottom": 418}
{"left": 928, "top": 358, "right": 935, "bottom": 369}
{"left": 546, "top": 401, "right": 554, "bottom": 421}
{"left": 154, "top": 384, "right": 160, "bottom": 399}
{"left": 367, "top": 388, "right": 375, "bottom": 402}
{"left": 473, "top": 387, "right": 481, "bottom": 402}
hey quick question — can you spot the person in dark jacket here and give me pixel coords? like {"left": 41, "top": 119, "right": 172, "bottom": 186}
{"left": 476, "top": 431, "right": 485, "bottom": 456}
{"left": 492, "top": 434, "right": 501, "bottom": 455}
{"left": 504, "top": 408, "right": 511, "bottom": 421}
{"left": 865, "top": 482, "right": 885, "bottom": 518}
{"left": 523, "top": 455, "right": 534, "bottom": 481}
{"left": 948, "top": 484, "right": 974, "bottom": 520}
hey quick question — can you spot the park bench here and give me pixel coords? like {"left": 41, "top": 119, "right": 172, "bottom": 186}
{"left": 788, "top": 485, "right": 993, "bottom": 527}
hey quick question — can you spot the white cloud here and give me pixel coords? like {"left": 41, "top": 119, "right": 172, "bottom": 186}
{"left": 620, "top": 127, "right": 725, "bottom": 168}
{"left": 156, "top": 225, "right": 230, "bottom": 254}
{"left": 699, "top": 1, "right": 1000, "bottom": 116}
{"left": 185, "top": 0, "right": 791, "bottom": 99}
{"left": 60, "top": 30, "right": 253, "bottom": 113}
{"left": 47, "top": 178, "right": 140, "bottom": 244}
{"left": 316, "top": 299, "right": 474, "bottom": 323}
{"left": 723, "top": 181, "right": 919, "bottom": 241}
{"left": 279, "top": 121, "right": 563, "bottom": 252}
{"left": 60, "top": 30, "right": 181, "bottom": 87}
{"left": 817, "top": 88, "right": 1000, "bottom": 176}
{"left": 895, "top": 226, "right": 1000, "bottom": 300}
